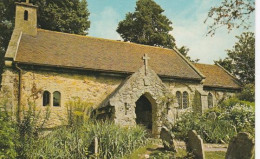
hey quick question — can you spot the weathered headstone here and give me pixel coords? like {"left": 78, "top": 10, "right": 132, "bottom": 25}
{"left": 160, "top": 126, "right": 177, "bottom": 152}
{"left": 225, "top": 132, "right": 255, "bottom": 159}
{"left": 187, "top": 130, "right": 205, "bottom": 159}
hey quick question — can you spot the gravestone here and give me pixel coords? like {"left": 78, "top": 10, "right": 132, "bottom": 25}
{"left": 187, "top": 130, "right": 205, "bottom": 159}
{"left": 225, "top": 132, "right": 255, "bottom": 159}
{"left": 160, "top": 126, "right": 177, "bottom": 152}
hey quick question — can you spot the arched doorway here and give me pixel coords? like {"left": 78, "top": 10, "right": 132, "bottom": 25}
{"left": 135, "top": 95, "right": 152, "bottom": 130}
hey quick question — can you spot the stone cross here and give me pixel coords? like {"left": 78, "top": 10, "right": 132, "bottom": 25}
{"left": 26, "top": 0, "right": 30, "bottom": 3}
{"left": 142, "top": 54, "right": 150, "bottom": 75}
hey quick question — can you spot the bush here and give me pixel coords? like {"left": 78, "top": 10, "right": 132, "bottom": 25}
{"left": 0, "top": 99, "right": 17, "bottom": 159}
{"left": 236, "top": 83, "right": 255, "bottom": 102}
{"left": 172, "top": 98, "right": 255, "bottom": 143}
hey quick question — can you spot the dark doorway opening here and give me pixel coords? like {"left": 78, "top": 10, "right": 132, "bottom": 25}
{"left": 135, "top": 95, "right": 152, "bottom": 130}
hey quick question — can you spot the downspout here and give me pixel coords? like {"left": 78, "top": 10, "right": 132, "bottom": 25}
{"left": 15, "top": 63, "right": 22, "bottom": 123}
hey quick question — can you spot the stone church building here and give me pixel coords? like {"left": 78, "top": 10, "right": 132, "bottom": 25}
{"left": 1, "top": 2, "right": 241, "bottom": 136}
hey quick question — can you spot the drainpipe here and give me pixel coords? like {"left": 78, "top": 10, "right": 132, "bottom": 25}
{"left": 15, "top": 64, "right": 22, "bottom": 123}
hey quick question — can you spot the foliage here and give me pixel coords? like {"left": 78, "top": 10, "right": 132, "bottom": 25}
{"left": 22, "top": 121, "right": 148, "bottom": 159}
{"left": 172, "top": 98, "right": 255, "bottom": 143}
{"left": 205, "top": 0, "right": 255, "bottom": 36}
{"left": 177, "top": 46, "right": 200, "bottom": 63}
{"left": 0, "top": 98, "right": 17, "bottom": 159}
{"left": 16, "top": 102, "right": 51, "bottom": 158}
{"left": 236, "top": 83, "right": 255, "bottom": 102}
{"left": 117, "top": 0, "right": 176, "bottom": 49}
{"left": 215, "top": 32, "right": 255, "bottom": 85}
{"left": 66, "top": 97, "right": 93, "bottom": 127}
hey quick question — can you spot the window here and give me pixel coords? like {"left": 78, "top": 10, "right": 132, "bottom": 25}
{"left": 183, "top": 91, "right": 189, "bottom": 109}
{"left": 43, "top": 91, "right": 50, "bottom": 106}
{"left": 208, "top": 93, "right": 213, "bottom": 108}
{"left": 53, "top": 91, "right": 61, "bottom": 106}
{"left": 24, "top": 10, "right": 28, "bottom": 21}
{"left": 176, "top": 91, "right": 182, "bottom": 109}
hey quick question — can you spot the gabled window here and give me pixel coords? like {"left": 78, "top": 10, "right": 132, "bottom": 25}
{"left": 24, "top": 10, "right": 28, "bottom": 21}
{"left": 53, "top": 91, "right": 61, "bottom": 106}
{"left": 176, "top": 91, "right": 182, "bottom": 109}
{"left": 183, "top": 91, "right": 189, "bottom": 109}
{"left": 43, "top": 91, "right": 50, "bottom": 106}
{"left": 208, "top": 93, "right": 213, "bottom": 108}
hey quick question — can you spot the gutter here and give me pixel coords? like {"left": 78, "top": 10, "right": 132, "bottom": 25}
{"left": 15, "top": 64, "right": 22, "bottom": 123}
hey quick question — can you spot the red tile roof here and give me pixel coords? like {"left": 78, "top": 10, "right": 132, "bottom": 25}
{"left": 193, "top": 63, "right": 241, "bottom": 89}
{"left": 15, "top": 29, "right": 202, "bottom": 80}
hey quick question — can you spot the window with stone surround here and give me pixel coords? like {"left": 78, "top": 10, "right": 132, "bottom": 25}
{"left": 183, "top": 91, "right": 189, "bottom": 109}
{"left": 43, "top": 91, "right": 50, "bottom": 106}
{"left": 53, "top": 91, "right": 61, "bottom": 106}
{"left": 208, "top": 93, "right": 213, "bottom": 108}
{"left": 24, "top": 10, "right": 28, "bottom": 21}
{"left": 176, "top": 91, "right": 182, "bottom": 109}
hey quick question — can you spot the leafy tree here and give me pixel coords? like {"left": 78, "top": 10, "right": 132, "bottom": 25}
{"left": 117, "top": 0, "right": 176, "bottom": 49}
{"left": 205, "top": 0, "right": 255, "bottom": 36}
{"left": 0, "top": 0, "right": 90, "bottom": 86}
{"left": 177, "top": 46, "right": 199, "bottom": 63}
{"left": 215, "top": 32, "right": 255, "bottom": 84}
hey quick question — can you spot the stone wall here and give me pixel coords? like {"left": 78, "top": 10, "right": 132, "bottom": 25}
{"left": 1, "top": 66, "right": 237, "bottom": 128}
{"left": 1, "top": 68, "right": 123, "bottom": 127}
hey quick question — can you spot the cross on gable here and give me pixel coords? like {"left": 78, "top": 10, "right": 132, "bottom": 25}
{"left": 142, "top": 54, "right": 150, "bottom": 75}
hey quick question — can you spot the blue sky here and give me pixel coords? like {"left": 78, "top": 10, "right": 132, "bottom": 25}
{"left": 87, "top": 0, "right": 255, "bottom": 64}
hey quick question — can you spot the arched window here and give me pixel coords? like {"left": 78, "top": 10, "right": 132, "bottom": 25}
{"left": 183, "top": 91, "right": 189, "bottom": 109}
{"left": 53, "top": 91, "right": 61, "bottom": 106}
{"left": 24, "top": 10, "right": 28, "bottom": 21}
{"left": 176, "top": 91, "right": 182, "bottom": 109}
{"left": 208, "top": 93, "right": 213, "bottom": 108}
{"left": 43, "top": 91, "right": 50, "bottom": 106}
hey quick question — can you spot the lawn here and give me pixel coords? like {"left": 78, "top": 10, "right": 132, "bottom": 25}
{"left": 125, "top": 143, "right": 226, "bottom": 159}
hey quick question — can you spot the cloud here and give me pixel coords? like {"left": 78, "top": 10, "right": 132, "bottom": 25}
{"left": 170, "top": 0, "right": 254, "bottom": 64}
{"left": 89, "top": 7, "right": 121, "bottom": 40}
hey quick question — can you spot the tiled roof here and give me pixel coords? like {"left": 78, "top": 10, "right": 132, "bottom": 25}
{"left": 15, "top": 29, "right": 203, "bottom": 80}
{"left": 193, "top": 63, "right": 241, "bottom": 89}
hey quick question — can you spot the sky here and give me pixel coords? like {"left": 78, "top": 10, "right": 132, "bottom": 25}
{"left": 87, "top": 0, "right": 255, "bottom": 64}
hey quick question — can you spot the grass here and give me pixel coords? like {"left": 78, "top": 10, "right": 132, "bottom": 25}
{"left": 125, "top": 143, "right": 226, "bottom": 159}
{"left": 205, "top": 151, "right": 226, "bottom": 159}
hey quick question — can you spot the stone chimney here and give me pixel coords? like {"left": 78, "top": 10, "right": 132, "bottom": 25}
{"left": 15, "top": 0, "right": 38, "bottom": 36}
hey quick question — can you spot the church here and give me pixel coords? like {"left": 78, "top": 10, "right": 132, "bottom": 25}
{"left": 1, "top": 1, "right": 241, "bottom": 137}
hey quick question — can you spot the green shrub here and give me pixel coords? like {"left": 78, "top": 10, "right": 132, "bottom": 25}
{"left": 0, "top": 98, "right": 17, "bottom": 159}
{"left": 172, "top": 98, "right": 255, "bottom": 143}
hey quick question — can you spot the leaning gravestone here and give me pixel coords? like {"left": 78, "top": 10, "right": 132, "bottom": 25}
{"left": 160, "top": 126, "right": 177, "bottom": 152}
{"left": 187, "top": 130, "right": 205, "bottom": 159}
{"left": 225, "top": 132, "right": 255, "bottom": 159}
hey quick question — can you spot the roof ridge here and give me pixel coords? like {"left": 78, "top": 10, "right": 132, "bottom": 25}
{"left": 37, "top": 28, "right": 176, "bottom": 52}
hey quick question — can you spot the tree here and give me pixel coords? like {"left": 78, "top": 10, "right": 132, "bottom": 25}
{"left": 215, "top": 32, "right": 255, "bottom": 84}
{"left": 117, "top": 0, "right": 176, "bottom": 49}
{"left": 0, "top": 0, "right": 90, "bottom": 86}
{"left": 177, "top": 46, "right": 200, "bottom": 63}
{"left": 205, "top": 0, "right": 255, "bottom": 36}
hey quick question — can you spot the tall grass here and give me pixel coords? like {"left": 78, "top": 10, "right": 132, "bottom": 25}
{"left": 24, "top": 121, "right": 148, "bottom": 159}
